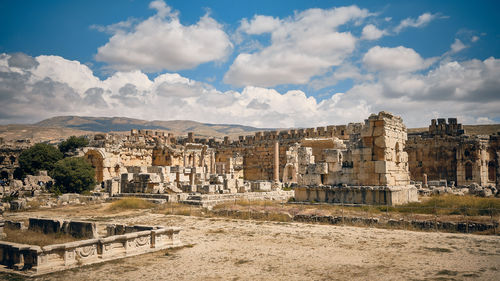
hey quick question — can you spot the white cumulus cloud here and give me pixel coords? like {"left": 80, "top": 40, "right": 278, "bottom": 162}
{"left": 95, "top": 0, "right": 232, "bottom": 72}
{"left": 224, "top": 5, "right": 370, "bottom": 87}
{"left": 1, "top": 52, "right": 499, "bottom": 128}
{"left": 363, "top": 46, "right": 435, "bottom": 73}
{"left": 239, "top": 15, "right": 281, "bottom": 35}
{"left": 361, "top": 24, "right": 386, "bottom": 40}
{"left": 450, "top": 38, "right": 467, "bottom": 53}
{"left": 394, "top": 12, "right": 438, "bottom": 33}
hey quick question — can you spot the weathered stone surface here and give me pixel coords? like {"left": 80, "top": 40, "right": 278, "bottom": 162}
{"left": 0, "top": 220, "right": 182, "bottom": 276}
{"left": 406, "top": 118, "right": 499, "bottom": 188}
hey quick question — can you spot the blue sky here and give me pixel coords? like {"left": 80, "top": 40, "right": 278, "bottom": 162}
{"left": 0, "top": 0, "right": 499, "bottom": 128}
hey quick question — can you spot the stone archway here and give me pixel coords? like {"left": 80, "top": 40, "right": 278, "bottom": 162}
{"left": 84, "top": 149, "right": 105, "bottom": 183}
{"left": 1, "top": 170, "right": 8, "bottom": 180}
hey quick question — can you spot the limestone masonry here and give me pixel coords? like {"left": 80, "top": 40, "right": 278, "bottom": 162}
{"left": 1, "top": 111, "right": 499, "bottom": 206}
{"left": 74, "top": 111, "right": 417, "bottom": 205}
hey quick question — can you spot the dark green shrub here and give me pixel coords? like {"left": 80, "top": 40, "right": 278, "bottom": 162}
{"left": 50, "top": 157, "right": 96, "bottom": 194}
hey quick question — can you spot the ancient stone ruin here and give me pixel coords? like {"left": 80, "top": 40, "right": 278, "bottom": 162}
{"left": 69, "top": 112, "right": 416, "bottom": 206}
{"left": 0, "top": 218, "right": 182, "bottom": 276}
{"left": 407, "top": 118, "right": 500, "bottom": 188}
{"left": 1, "top": 111, "right": 498, "bottom": 207}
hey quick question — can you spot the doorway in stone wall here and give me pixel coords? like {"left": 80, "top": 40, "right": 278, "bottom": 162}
{"left": 282, "top": 164, "right": 297, "bottom": 184}
{"left": 488, "top": 161, "right": 496, "bottom": 182}
{"left": 465, "top": 161, "right": 473, "bottom": 180}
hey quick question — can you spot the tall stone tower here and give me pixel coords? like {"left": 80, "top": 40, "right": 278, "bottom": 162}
{"left": 356, "top": 111, "right": 410, "bottom": 186}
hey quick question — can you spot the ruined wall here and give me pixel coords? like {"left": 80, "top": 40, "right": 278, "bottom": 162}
{"left": 355, "top": 111, "right": 410, "bottom": 186}
{"left": 0, "top": 140, "right": 31, "bottom": 181}
{"left": 406, "top": 136, "right": 458, "bottom": 183}
{"left": 456, "top": 137, "right": 497, "bottom": 186}
{"left": 294, "top": 185, "right": 418, "bottom": 206}
{"left": 291, "top": 112, "right": 410, "bottom": 187}
{"left": 212, "top": 124, "right": 363, "bottom": 182}
{"left": 152, "top": 144, "right": 214, "bottom": 172}
{"left": 407, "top": 118, "right": 499, "bottom": 187}
{"left": 83, "top": 147, "right": 152, "bottom": 183}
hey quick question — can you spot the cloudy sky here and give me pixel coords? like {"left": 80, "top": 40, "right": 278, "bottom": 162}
{"left": 0, "top": 0, "right": 499, "bottom": 128}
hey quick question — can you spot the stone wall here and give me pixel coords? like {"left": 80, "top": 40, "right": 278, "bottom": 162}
{"left": 291, "top": 112, "right": 410, "bottom": 187}
{"left": 28, "top": 218, "right": 98, "bottom": 239}
{"left": 0, "top": 140, "right": 31, "bottom": 181}
{"left": 294, "top": 185, "right": 418, "bottom": 206}
{"left": 83, "top": 147, "right": 152, "bottom": 183}
{"left": 211, "top": 123, "right": 363, "bottom": 182}
{"left": 0, "top": 224, "right": 182, "bottom": 276}
{"left": 407, "top": 118, "right": 499, "bottom": 187}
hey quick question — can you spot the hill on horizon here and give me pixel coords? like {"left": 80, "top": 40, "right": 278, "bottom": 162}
{"left": 2, "top": 116, "right": 499, "bottom": 143}
{"left": 33, "top": 116, "right": 268, "bottom": 138}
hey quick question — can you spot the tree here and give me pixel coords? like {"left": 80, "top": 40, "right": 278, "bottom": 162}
{"left": 17, "top": 143, "right": 63, "bottom": 178}
{"left": 58, "top": 136, "right": 89, "bottom": 154}
{"left": 50, "top": 157, "right": 96, "bottom": 194}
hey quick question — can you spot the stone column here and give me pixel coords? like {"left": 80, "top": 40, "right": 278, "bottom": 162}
{"left": 210, "top": 153, "right": 215, "bottom": 174}
{"left": 423, "top": 173, "right": 428, "bottom": 188}
{"left": 273, "top": 140, "right": 279, "bottom": 182}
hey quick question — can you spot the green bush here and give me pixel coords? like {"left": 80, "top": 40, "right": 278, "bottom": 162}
{"left": 50, "top": 157, "right": 96, "bottom": 194}
{"left": 58, "top": 136, "right": 89, "bottom": 154}
{"left": 17, "top": 143, "right": 63, "bottom": 178}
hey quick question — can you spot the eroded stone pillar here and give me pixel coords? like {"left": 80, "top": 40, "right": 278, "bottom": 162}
{"left": 423, "top": 173, "right": 428, "bottom": 188}
{"left": 273, "top": 140, "right": 279, "bottom": 182}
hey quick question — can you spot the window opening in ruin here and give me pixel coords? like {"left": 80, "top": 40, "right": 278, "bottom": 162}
{"left": 418, "top": 161, "right": 422, "bottom": 167}
{"left": 9, "top": 156, "right": 16, "bottom": 164}
{"left": 341, "top": 130, "right": 345, "bottom": 136}
{"left": 342, "top": 161, "right": 353, "bottom": 168}
{"left": 464, "top": 150, "right": 470, "bottom": 157}
{"left": 320, "top": 174, "right": 326, "bottom": 185}
{"left": 465, "top": 162, "right": 473, "bottom": 180}
{"left": 0, "top": 156, "right": 4, "bottom": 163}
{"left": 488, "top": 161, "right": 496, "bottom": 182}
{"left": 1, "top": 170, "right": 8, "bottom": 180}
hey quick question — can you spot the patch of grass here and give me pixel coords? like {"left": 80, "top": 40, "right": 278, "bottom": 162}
{"left": 107, "top": 197, "right": 155, "bottom": 211}
{"left": 157, "top": 203, "right": 202, "bottom": 216}
{"left": 27, "top": 200, "right": 41, "bottom": 209}
{"left": 2, "top": 228, "right": 79, "bottom": 246}
{"left": 0, "top": 273, "right": 26, "bottom": 281}
{"left": 395, "top": 195, "right": 500, "bottom": 216}
{"left": 214, "top": 199, "right": 281, "bottom": 209}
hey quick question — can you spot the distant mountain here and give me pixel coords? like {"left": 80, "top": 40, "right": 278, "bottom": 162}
{"left": 34, "top": 116, "right": 267, "bottom": 138}
{"left": 2, "top": 116, "right": 498, "bottom": 144}
{"left": 0, "top": 124, "right": 90, "bottom": 143}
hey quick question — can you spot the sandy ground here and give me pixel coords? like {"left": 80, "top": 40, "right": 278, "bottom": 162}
{"left": 1, "top": 207, "right": 499, "bottom": 281}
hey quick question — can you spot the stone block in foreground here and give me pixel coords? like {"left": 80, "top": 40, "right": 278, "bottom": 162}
{"left": 0, "top": 220, "right": 182, "bottom": 276}
{"left": 294, "top": 185, "right": 418, "bottom": 206}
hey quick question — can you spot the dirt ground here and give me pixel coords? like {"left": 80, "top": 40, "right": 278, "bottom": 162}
{"left": 1, "top": 205, "right": 499, "bottom": 281}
